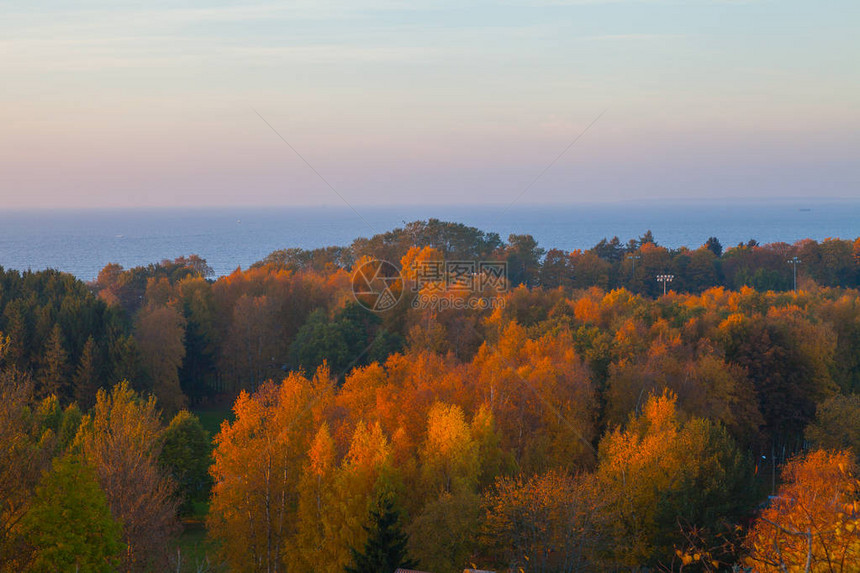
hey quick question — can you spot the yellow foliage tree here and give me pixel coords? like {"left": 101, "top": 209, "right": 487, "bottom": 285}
{"left": 598, "top": 391, "right": 755, "bottom": 567}
{"left": 420, "top": 402, "right": 479, "bottom": 496}
{"left": 75, "top": 381, "right": 179, "bottom": 572}
{"left": 291, "top": 421, "right": 396, "bottom": 573}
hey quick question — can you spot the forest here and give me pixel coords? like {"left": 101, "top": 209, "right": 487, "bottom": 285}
{"left": 2, "top": 219, "right": 860, "bottom": 572}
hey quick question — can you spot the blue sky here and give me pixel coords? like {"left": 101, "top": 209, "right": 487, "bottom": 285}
{"left": 1, "top": 0, "right": 858, "bottom": 208}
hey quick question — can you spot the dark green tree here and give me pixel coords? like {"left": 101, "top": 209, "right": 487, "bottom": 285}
{"left": 505, "top": 234, "right": 545, "bottom": 288}
{"left": 720, "top": 314, "right": 836, "bottom": 440}
{"left": 21, "top": 455, "right": 123, "bottom": 573}
{"left": 290, "top": 303, "right": 401, "bottom": 379}
{"left": 345, "top": 495, "right": 415, "bottom": 573}
{"left": 539, "top": 248, "right": 572, "bottom": 289}
{"left": 74, "top": 336, "right": 101, "bottom": 411}
{"left": 178, "top": 309, "right": 218, "bottom": 405}
{"left": 639, "top": 229, "right": 656, "bottom": 246}
{"left": 704, "top": 236, "right": 723, "bottom": 257}
{"left": 289, "top": 309, "right": 356, "bottom": 376}
{"left": 805, "top": 394, "right": 860, "bottom": 458}
{"left": 159, "top": 410, "right": 213, "bottom": 515}
{"left": 37, "top": 324, "right": 69, "bottom": 401}
{"left": 108, "top": 334, "right": 146, "bottom": 392}
{"left": 592, "top": 236, "right": 624, "bottom": 263}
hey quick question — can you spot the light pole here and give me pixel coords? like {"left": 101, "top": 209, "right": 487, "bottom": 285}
{"left": 656, "top": 274, "right": 674, "bottom": 296}
{"left": 627, "top": 254, "right": 641, "bottom": 276}
{"left": 786, "top": 256, "right": 801, "bottom": 292}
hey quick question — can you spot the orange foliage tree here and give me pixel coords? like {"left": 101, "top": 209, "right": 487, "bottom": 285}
{"left": 745, "top": 449, "right": 860, "bottom": 572}
{"left": 208, "top": 372, "right": 322, "bottom": 572}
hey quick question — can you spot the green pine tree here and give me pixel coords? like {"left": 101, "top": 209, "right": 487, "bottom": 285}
{"left": 22, "top": 455, "right": 123, "bottom": 572}
{"left": 74, "top": 336, "right": 101, "bottom": 411}
{"left": 345, "top": 494, "right": 416, "bottom": 573}
{"left": 38, "top": 324, "right": 69, "bottom": 401}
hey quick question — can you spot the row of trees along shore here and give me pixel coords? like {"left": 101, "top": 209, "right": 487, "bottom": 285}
{"left": 1, "top": 220, "right": 860, "bottom": 571}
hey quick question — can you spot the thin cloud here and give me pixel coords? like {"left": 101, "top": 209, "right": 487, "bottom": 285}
{"left": 516, "top": 0, "right": 759, "bottom": 4}
{"left": 220, "top": 45, "right": 444, "bottom": 64}
{"left": 584, "top": 33, "right": 688, "bottom": 40}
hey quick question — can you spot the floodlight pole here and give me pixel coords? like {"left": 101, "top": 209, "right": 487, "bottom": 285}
{"left": 627, "top": 254, "right": 641, "bottom": 276}
{"left": 786, "top": 256, "right": 802, "bottom": 292}
{"left": 656, "top": 274, "right": 674, "bottom": 296}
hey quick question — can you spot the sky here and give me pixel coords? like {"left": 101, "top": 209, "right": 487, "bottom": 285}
{"left": 1, "top": 0, "right": 858, "bottom": 209}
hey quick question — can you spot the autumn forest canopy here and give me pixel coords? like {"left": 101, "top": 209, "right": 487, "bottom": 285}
{"left": 2, "top": 220, "right": 860, "bottom": 572}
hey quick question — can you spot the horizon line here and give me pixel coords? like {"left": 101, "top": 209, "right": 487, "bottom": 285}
{"left": 2, "top": 196, "right": 859, "bottom": 212}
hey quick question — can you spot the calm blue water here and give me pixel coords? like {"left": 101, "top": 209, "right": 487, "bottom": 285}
{"left": 0, "top": 201, "right": 857, "bottom": 281}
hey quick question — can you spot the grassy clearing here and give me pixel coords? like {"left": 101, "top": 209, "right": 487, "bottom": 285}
{"left": 171, "top": 408, "right": 230, "bottom": 571}
{"left": 193, "top": 407, "right": 233, "bottom": 438}
{"left": 174, "top": 521, "right": 221, "bottom": 572}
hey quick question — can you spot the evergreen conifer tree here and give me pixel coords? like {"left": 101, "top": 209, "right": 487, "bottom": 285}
{"left": 346, "top": 494, "right": 415, "bottom": 573}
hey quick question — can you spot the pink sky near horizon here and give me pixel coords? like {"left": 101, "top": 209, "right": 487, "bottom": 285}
{"left": 2, "top": 1, "right": 858, "bottom": 208}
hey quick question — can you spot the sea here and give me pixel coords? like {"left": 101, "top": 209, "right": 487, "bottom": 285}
{"left": 0, "top": 200, "right": 858, "bottom": 282}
